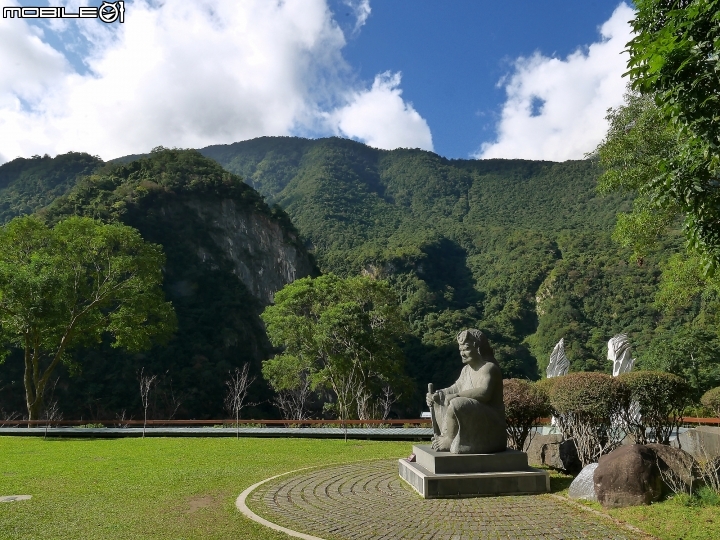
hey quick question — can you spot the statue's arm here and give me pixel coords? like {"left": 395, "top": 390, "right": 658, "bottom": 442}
{"left": 456, "top": 364, "right": 500, "bottom": 403}
{"left": 441, "top": 381, "right": 460, "bottom": 395}
{"left": 429, "top": 380, "right": 461, "bottom": 406}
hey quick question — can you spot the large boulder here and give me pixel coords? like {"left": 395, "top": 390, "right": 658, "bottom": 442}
{"left": 525, "top": 433, "right": 581, "bottom": 474}
{"left": 647, "top": 443, "right": 698, "bottom": 493}
{"left": 568, "top": 463, "right": 598, "bottom": 501}
{"left": 594, "top": 445, "right": 663, "bottom": 508}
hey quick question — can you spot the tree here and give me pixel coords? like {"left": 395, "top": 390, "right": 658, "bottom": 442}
{"left": 618, "top": 371, "right": 691, "bottom": 445}
{"left": 261, "top": 274, "right": 409, "bottom": 427}
{"left": 261, "top": 353, "right": 313, "bottom": 421}
{"left": 138, "top": 368, "right": 157, "bottom": 438}
{"left": 701, "top": 386, "right": 720, "bottom": 417}
{"left": 548, "top": 373, "right": 629, "bottom": 467}
{"left": 224, "top": 363, "right": 256, "bottom": 438}
{"left": 625, "top": 0, "right": 720, "bottom": 274}
{"left": 639, "top": 326, "right": 720, "bottom": 398}
{"left": 594, "top": 88, "right": 720, "bottom": 393}
{"left": 0, "top": 216, "right": 176, "bottom": 421}
{"left": 594, "top": 90, "right": 681, "bottom": 264}
{"left": 503, "top": 379, "right": 551, "bottom": 451}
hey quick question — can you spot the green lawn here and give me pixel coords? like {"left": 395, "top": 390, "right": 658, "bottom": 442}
{"left": 0, "top": 437, "right": 408, "bottom": 540}
{"left": 567, "top": 487, "right": 720, "bottom": 540}
{"left": 2, "top": 437, "right": 718, "bottom": 540}
{"left": 608, "top": 496, "right": 720, "bottom": 540}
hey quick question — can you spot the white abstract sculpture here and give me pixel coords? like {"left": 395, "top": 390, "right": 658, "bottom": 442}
{"left": 546, "top": 338, "right": 569, "bottom": 429}
{"left": 546, "top": 338, "right": 570, "bottom": 378}
{"left": 607, "top": 334, "right": 635, "bottom": 377}
{"left": 608, "top": 333, "right": 640, "bottom": 427}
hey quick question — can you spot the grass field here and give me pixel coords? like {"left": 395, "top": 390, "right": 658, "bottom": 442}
{"left": 1, "top": 436, "right": 718, "bottom": 539}
{"left": 1, "top": 437, "right": 408, "bottom": 540}
{"left": 608, "top": 494, "right": 720, "bottom": 540}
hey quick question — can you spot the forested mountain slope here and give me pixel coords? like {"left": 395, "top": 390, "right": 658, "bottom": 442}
{"left": 1, "top": 138, "right": 716, "bottom": 419}
{"left": 0, "top": 149, "right": 316, "bottom": 419}
{"left": 0, "top": 152, "right": 101, "bottom": 223}
{"left": 201, "top": 137, "right": 706, "bottom": 400}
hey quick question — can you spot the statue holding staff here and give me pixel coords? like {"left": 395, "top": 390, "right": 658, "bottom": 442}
{"left": 426, "top": 329, "right": 507, "bottom": 454}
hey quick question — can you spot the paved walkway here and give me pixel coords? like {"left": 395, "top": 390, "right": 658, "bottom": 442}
{"left": 244, "top": 460, "right": 642, "bottom": 540}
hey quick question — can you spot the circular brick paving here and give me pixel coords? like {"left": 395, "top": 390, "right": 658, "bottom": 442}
{"left": 245, "top": 460, "right": 636, "bottom": 540}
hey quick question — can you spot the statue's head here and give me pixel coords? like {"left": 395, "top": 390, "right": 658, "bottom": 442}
{"left": 456, "top": 329, "right": 496, "bottom": 365}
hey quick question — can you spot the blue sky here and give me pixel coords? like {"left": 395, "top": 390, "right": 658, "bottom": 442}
{"left": 0, "top": 1, "right": 633, "bottom": 163}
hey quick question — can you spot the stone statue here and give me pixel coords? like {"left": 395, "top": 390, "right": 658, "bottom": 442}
{"left": 546, "top": 338, "right": 569, "bottom": 378}
{"left": 426, "top": 329, "right": 507, "bottom": 454}
{"left": 608, "top": 334, "right": 635, "bottom": 377}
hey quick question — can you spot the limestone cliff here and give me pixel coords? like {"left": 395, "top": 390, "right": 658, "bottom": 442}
{"left": 184, "top": 198, "right": 314, "bottom": 305}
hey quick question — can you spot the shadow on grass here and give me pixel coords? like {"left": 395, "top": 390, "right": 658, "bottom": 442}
{"left": 547, "top": 468, "right": 574, "bottom": 494}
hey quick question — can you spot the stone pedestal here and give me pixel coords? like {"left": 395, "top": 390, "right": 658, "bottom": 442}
{"left": 399, "top": 445, "right": 549, "bottom": 499}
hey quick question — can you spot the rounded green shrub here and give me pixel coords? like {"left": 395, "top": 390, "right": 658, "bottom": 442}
{"left": 548, "top": 372, "right": 629, "bottom": 467}
{"left": 550, "top": 372, "right": 628, "bottom": 418}
{"left": 534, "top": 376, "right": 559, "bottom": 398}
{"left": 701, "top": 386, "right": 720, "bottom": 418}
{"left": 619, "top": 370, "right": 690, "bottom": 444}
{"left": 503, "top": 379, "right": 551, "bottom": 451}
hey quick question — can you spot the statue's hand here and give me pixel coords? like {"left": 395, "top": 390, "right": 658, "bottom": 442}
{"left": 426, "top": 392, "right": 443, "bottom": 406}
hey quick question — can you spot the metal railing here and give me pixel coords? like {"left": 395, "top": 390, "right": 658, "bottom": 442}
{"left": 0, "top": 418, "right": 433, "bottom": 427}
{"left": 2, "top": 417, "right": 718, "bottom": 428}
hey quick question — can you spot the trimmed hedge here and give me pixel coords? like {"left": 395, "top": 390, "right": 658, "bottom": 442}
{"left": 547, "top": 372, "right": 628, "bottom": 467}
{"left": 701, "top": 386, "right": 720, "bottom": 418}
{"left": 619, "top": 370, "right": 691, "bottom": 444}
{"left": 503, "top": 379, "right": 550, "bottom": 451}
{"left": 549, "top": 372, "right": 628, "bottom": 418}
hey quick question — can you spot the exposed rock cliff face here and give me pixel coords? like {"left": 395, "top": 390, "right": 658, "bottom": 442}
{"left": 185, "top": 198, "right": 314, "bottom": 304}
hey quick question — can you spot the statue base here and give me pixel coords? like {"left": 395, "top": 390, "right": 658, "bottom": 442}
{"left": 398, "top": 445, "right": 549, "bottom": 499}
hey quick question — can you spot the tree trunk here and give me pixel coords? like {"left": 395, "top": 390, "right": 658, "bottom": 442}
{"left": 28, "top": 399, "right": 42, "bottom": 423}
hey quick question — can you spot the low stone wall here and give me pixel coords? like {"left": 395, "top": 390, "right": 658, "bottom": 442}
{"left": 674, "top": 426, "right": 720, "bottom": 459}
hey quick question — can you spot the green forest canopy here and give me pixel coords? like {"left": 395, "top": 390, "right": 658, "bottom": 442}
{"left": 202, "top": 136, "right": 719, "bottom": 402}
{"left": 0, "top": 137, "right": 718, "bottom": 418}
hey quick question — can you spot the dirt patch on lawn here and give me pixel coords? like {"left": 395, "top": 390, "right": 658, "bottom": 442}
{"left": 185, "top": 494, "right": 221, "bottom": 513}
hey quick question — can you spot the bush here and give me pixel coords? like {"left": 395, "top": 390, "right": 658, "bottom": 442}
{"left": 503, "top": 379, "right": 550, "bottom": 451}
{"left": 549, "top": 372, "right": 629, "bottom": 467}
{"left": 534, "top": 376, "right": 559, "bottom": 397}
{"left": 701, "top": 387, "right": 720, "bottom": 418}
{"left": 619, "top": 371, "right": 691, "bottom": 444}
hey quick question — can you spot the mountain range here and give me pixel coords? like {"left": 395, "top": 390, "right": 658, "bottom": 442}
{"left": 0, "top": 137, "right": 714, "bottom": 419}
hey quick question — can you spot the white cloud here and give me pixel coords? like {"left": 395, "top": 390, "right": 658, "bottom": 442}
{"left": 330, "top": 71, "right": 433, "bottom": 151}
{"left": 0, "top": 0, "right": 432, "bottom": 163}
{"left": 0, "top": 18, "right": 70, "bottom": 104}
{"left": 476, "top": 3, "right": 634, "bottom": 161}
{"left": 343, "top": 0, "right": 371, "bottom": 34}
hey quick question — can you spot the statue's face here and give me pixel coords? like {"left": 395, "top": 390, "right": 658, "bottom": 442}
{"left": 458, "top": 339, "right": 480, "bottom": 364}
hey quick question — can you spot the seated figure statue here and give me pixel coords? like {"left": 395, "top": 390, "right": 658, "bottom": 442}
{"left": 426, "top": 329, "right": 507, "bottom": 454}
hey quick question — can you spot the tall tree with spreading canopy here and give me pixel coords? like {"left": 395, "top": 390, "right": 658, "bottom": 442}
{"left": 0, "top": 216, "right": 176, "bottom": 420}
{"left": 593, "top": 1, "right": 720, "bottom": 396}
{"left": 625, "top": 0, "right": 720, "bottom": 274}
{"left": 261, "top": 273, "right": 409, "bottom": 422}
